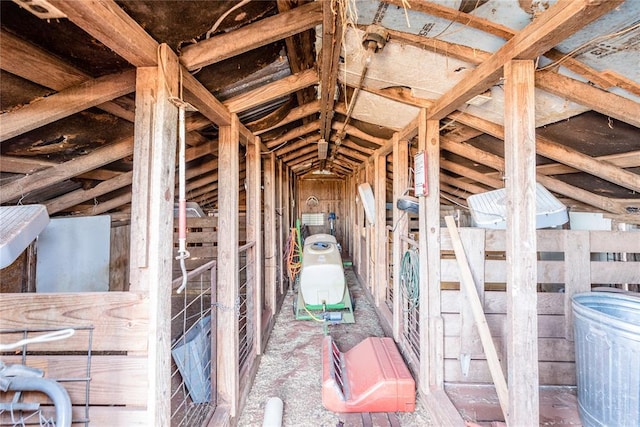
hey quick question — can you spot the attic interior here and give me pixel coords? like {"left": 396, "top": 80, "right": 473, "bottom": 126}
{"left": 1, "top": 0, "right": 639, "bottom": 426}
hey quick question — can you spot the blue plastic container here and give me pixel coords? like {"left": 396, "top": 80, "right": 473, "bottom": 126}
{"left": 572, "top": 292, "right": 640, "bottom": 427}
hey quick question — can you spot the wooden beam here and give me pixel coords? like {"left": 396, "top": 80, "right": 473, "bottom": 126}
{"left": 423, "top": 111, "right": 444, "bottom": 391}
{"left": 277, "top": 0, "right": 317, "bottom": 108}
{"left": 504, "top": 60, "right": 539, "bottom": 425}
{"left": 48, "top": 0, "right": 158, "bottom": 67}
{"left": 392, "top": 134, "right": 408, "bottom": 341}
{"left": 264, "top": 153, "right": 278, "bottom": 315}
{"left": 182, "top": 71, "right": 232, "bottom": 127}
{"left": 266, "top": 119, "right": 320, "bottom": 149}
{"left": 0, "top": 137, "right": 133, "bottom": 204}
{"left": 383, "top": 0, "right": 618, "bottom": 90}
{"left": 319, "top": 0, "right": 343, "bottom": 140}
{"left": 339, "top": 138, "right": 375, "bottom": 156}
{"left": 224, "top": 69, "right": 318, "bottom": 114}
{"left": 253, "top": 100, "right": 320, "bottom": 136}
{"left": 384, "top": 28, "right": 640, "bottom": 129}
{"left": 45, "top": 171, "right": 133, "bottom": 214}
{"left": 536, "top": 70, "right": 640, "bottom": 128}
{"left": 440, "top": 173, "right": 489, "bottom": 195}
{"left": 50, "top": 0, "right": 251, "bottom": 138}
{"left": 180, "top": 1, "right": 322, "bottom": 70}
{"left": 455, "top": 112, "right": 640, "bottom": 193}
{"left": 374, "top": 153, "right": 387, "bottom": 307}
{"left": 280, "top": 144, "right": 317, "bottom": 163}
{"left": 246, "top": 137, "right": 264, "bottom": 355}
{"left": 427, "top": 0, "right": 623, "bottom": 120}
{"left": 217, "top": 114, "right": 240, "bottom": 417}
{"left": 1, "top": 69, "right": 135, "bottom": 142}
{"left": 0, "top": 29, "right": 89, "bottom": 88}
{"left": 274, "top": 135, "right": 318, "bottom": 157}
{"left": 127, "top": 44, "right": 179, "bottom": 426}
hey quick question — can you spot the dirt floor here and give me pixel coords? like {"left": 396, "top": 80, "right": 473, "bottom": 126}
{"left": 237, "top": 267, "right": 434, "bottom": 426}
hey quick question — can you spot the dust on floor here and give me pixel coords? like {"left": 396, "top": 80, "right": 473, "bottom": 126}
{"left": 237, "top": 267, "right": 433, "bottom": 427}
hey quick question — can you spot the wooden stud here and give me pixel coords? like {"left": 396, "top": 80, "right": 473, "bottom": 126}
{"left": 128, "top": 44, "right": 179, "bottom": 425}
{"left": 224, "top": 69, "right": 318, "bottom": 114}
{"left": 374, "top": 153, "right": 387, "bottom": 307}
{"left": 0, "top": 69, "right": 135, "bottom": 142}
{"left": 428, "top": 0, "right": 623, "bottom": 120}
{"left": 563, "top": 231, "right": 591, "bottom": 341}
{"left": 180, "top": 2, "right": 322, "bottom": 70}
{"left": 264, "top": 153, "right": 278, "bottom": 315}
{"left": 504, "top": 59, "right": 539, "bottom": 425}
{"left": 425, "top": 111, "right": 445, "bottom": 389}
{"left": 392, "top": 134, "right": 409, "bottom": 340}
{"left": 247, "top": 136, "right": 263, "bottom": 354}
{"left": 445, "top": 217, "right": 509, "bottom": 419}
{"left": 217, "top": 114, "right": 241, "bottom": 417}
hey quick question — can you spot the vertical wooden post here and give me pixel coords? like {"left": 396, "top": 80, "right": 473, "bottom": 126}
{"left": 421, "top": 110, "right": 443, "bottom": 391}
{"left": 277, "top": 160, "right": 284, "bottom": 294}
{"left": 217, "top": 114, "right": 240, "bottom": 417}
{"left": 129, "top": 44, "right": 178, "bottom": 426}
{"left": 264, "top": 153, "right": 277, "bottom": 314}
{"left": 459, "top": 228, "right": 486, "bottom": 373}
{"left": 374, "top": 153, "right": 387, "bottom": 307}
{"left": 247, "top": 136, "right": 263, "bottom": 354}
{"left": 564, "top": 230, "right": 591, "bottom": 340}
{"left": 392, "top": 134, "right": 409, "bottom": 340}
{"left": 504, "top": 59, "right": 539, "bottom": 425}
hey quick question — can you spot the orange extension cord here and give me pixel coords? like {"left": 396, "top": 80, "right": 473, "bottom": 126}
{"left": 285, "top": 227, "right": 302, "bottom": 283}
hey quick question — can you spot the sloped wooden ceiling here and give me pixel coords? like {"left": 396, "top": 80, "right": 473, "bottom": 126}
{"left": 1, "top": 0, "right": 639, "bottom": 223}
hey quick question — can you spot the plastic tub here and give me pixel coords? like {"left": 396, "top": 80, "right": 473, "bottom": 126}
{"left": 572, "top": 292, "right": 640, "bottom": 427}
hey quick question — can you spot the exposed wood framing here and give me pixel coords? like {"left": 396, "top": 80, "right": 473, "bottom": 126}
{"left": 266, "top": 119, "right": 320, "bottom": 149}
{"left": 427, "top": 0, "right": 623, "bottom": 120}
{"left": 180, "top": 1, "right": 322, "bottom": 70}
{"left": 264, "top": 153, "right": 278, "bottom": 315}
{"left": 224, "top": 69, "right": 319, "bottom": 114}
{"left": 0, "top": 69, "right": 135, "bottom": 142}
{"left": 504, "top": 60, "right": 539, "bottom": 425}
{"left": 128, "top": 44, "right": 179, "bottom": 425}
{"left": 319, "top": 0, "right": 343, "bottom": 140}
{"left": 247, "top": 136, "right": 263, "bottom": 353}
{"left": 253, "top": 100, "right": 320, "bottom": 136}
{"left": 454, "top": 112, "right": 640, "bottom": 193}
{"left": 373, "top": 153, "right": 387, "bottom": 306}
{"left": 277, "top": 0, "right": 317, "bottom": 108}
{"left": 0, "top": 137, "right": 133, "bottom": 204}
{"left": 391, "top": 134, "right": 408, "bottom": 341}
{"left": 217, "top": 114, "right": 241, "bottom": 417}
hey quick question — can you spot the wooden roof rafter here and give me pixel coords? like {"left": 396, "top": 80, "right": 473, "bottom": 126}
{"left": 48, "top": 0, "right": 254, "bottom": 140}
{"left": 427, "top": 0, "right": 624, "bottom": 120}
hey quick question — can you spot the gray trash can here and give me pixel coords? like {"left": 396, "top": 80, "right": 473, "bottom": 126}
{"left": 572, "top": 292, "right": 640, "bottom": 427}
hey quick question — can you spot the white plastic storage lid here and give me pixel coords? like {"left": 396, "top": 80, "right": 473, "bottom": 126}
{"left": 0, "top": 204, "right": 50, "bottom": 268}
{"left": 467, "top": 183, "right": 568, "bottom": 229}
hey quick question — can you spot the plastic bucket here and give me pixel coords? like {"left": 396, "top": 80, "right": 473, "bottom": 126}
{"left": 572, "top": 292, "right": 640, "bottom": 427}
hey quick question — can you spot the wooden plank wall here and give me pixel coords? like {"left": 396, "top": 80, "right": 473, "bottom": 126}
{"left": 437, "top": 228, "right": 640, "bottom": 386}
{"left": 297, "top": 178, "right": 344, "bottom": 244}
{"left": 0, "top": 292, "right": 149, "bottom": 426}
{"left": 171, "top": 216, "right": 246, "bottom": 273}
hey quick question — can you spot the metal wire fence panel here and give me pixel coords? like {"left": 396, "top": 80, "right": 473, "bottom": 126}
{"left": 0, "top": 326, "right": 93, "bottom": 427}
{"left": 170, "top": 261, "right": 216, "bottom": 427}
{"left": 400, "top": 247, "right": 421, "bottom": 360}
{"left": 238, "top": 248, "right": 254, "bottom": 373}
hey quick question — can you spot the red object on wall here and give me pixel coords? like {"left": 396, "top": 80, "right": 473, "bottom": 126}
{"left": 322, "top": 336, "right": 416, "bottom": 413}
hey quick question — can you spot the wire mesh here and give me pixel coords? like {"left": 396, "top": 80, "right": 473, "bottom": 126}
{"left": 170, "top": 261, "right": 216, "bottom": 427}
{"left": 0, "top": 326, "right": 93, "bottom": 427}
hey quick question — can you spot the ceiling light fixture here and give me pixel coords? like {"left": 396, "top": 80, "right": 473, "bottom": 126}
{"left": 317, "top": 139, "right": 328, "bottom": 160}
{"left": 11, "top": 0, "right": 66, "bottom": 19}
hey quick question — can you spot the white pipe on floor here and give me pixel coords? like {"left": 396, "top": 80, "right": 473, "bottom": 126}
{"left": 262, "top": 396, "right": 283, "bottom": 427}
